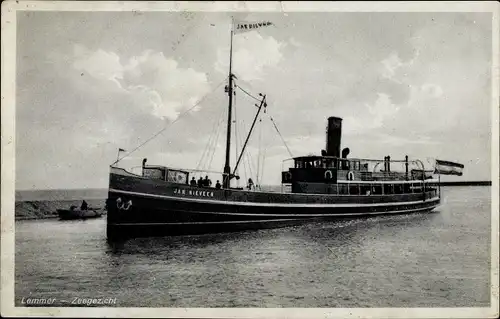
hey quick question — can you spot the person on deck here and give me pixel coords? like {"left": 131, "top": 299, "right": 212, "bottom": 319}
{"left": 215, "top": 180, "right": 221, "bottom": 189}
{"left": 190, "top": 177, "right": 197, "bottom": 186}
{"left": 204, "top": 175, "right": 212, "bottom": 187}
{"left": 247, "top": 178, "right": 254, "bottom": 191}
{"left": 197, "top": 177, "right": 203, "bottom": 188}
{"left": 81, "top": 200, "right": 88, "bottom": 211}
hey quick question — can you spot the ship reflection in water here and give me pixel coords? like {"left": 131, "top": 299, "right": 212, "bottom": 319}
{"left": 15, "top": 186, "right": 490, "bottom": 308}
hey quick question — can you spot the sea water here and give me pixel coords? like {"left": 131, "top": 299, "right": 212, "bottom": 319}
{"left": 14, "top": 186, "right": 491, "bottom": 307}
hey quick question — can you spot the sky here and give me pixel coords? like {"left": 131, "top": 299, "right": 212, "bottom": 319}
{"left": 15, "top": 9, "right": 494, "bottom": 190}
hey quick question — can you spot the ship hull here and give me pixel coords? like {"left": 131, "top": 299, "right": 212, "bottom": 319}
{"left": 107, "top": 167, "right": 441, "bottom": 241}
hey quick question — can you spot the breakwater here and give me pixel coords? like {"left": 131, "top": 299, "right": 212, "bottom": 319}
{"left": 429, "top": 181, "right": 492, "bottom": 186}
{"left": 15, "top": 199, "right": 105, "bottom": 220}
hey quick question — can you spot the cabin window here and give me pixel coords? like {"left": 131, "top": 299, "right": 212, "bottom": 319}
{"left": 412, "top": 182, "right": 422, "bottom": 193}
{"left": 326, "top": 159, "right": 337, "bottom": 169}
{"left": 383, "top": 184, "right": 392, "bottom": 195}
{"left": 349, "top": 184, "right": 360, "bottom": 195}
{"left": 372, "top": 184, "right": 383, "bottom": 195}
{"left": 360, "top": 184, "right": 371, "bottom": 195}
{"left": 167, "top": 170, "right": 188, "bottom": 184}
{"left": 338, "top": 184, "right": 348, "bottom": 195}
{"left": 325, "top": 159, "right": 332, "bottom": 168}
{"left": 329, "top": 184, "right": 338, "bottom": 195}
{"left": 403, "top": 183, "right": 411, "bottom": 194}
{"left": 394, "top": 184, "right": 403, "bottom": 194}
{"left": 339, "top": 159, "right": 350, "bottom": 170}
{"left": 352, "top": 161, "right": 360, "bottom": 171}
{"left": 143, "top": 168, "right": 165, "bottom": 180}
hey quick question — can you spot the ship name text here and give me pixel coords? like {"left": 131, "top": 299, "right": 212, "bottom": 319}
{"left": 173, "top": 188, "right": 215, "bottom": 198}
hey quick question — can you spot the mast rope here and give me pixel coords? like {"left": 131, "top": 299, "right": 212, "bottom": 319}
{"left": 239, "top": 117, "right": 257, "bottom": 183}
{"left": 196, "top": 105, "right": 224, "bottom": 169}
{"left": 257, "top": 116, "right": 268, "bottom": 189}
{"left": 206, "top": 108, "right": 226, "bottom": 171}
{"left": 268, "top": 114, "right": 294, "bottom": 158}
{"left": 234, "top": 89, "right": 239, "bottom": 177}
{"left": 196, "top": 105, "right": 226, "bottom": 171}
{"left": 235, "top": 84, "right": 261, "bottom": 102}
{"left": 256, "top": 117, "right": 263, "bottom": 187}
{"left": 236, "top": 116, "right": 249, "bottom": 182}
{"left": 113, "top": 76, "right": 228, "bottom": 165}
{"left": 260, "top": 143, "right": 268, "bottom": 189}
{"left": 237, "top": 117, "right": 254, "bottom": 183}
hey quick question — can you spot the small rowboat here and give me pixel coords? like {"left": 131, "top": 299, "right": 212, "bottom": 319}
{"left": 57, "top": 207, "right": 103, "bottom": 220}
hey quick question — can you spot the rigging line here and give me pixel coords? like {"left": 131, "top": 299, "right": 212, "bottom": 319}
{"left": 240, "top": 118, "right": 257, "bottom": 182}
{"left": 256, "top": 116, "right": 262, "bottom": 186}
{"left": 234, "top": 90, "right": 239, "bottom": 175}
{"left": 238, "top": 117, "right": 253, "bottom": 179}
{"left": 260, "top": 123, "right": 270, "bottom": 188}
{"left": 200, "top": 108, "right": 222, "bottom": 172}
{"left": 260, "top": 145, "right": 268, "bottom": 189}
{"left": 245, "top": 147, "right": 257, "bottom": 187}
{"left": 236, "top": 118, "right": 249, "bottom": 181}
{"left": 258, "top": 118, "right": 267, "bottom": 187}
{"left": 204, "top": 107, "right": 224, "bottom": 171}
{"left": 235, "top": 84, "right": 261, "bottom": 102}
{"left": 268, "top": 114, "right": 294, "bottom": 158}
{"left": 196, "top": 109, "right": 219, "bottom": 169}
{"left": 206, "top": 107, "right": 226, "bottom": 171}
{"left": 113, "top": 76, "right": 228, "bottom": 165}
{"left": 196, "top": 104, "right": 225, "bottom": 171}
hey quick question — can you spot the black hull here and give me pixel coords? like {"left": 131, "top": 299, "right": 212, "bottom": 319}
{"left": 107, "top": 207, "right": 438, "bottom": 240}
{"left": 106, "top": 167, "right": 441, "bottom": 241}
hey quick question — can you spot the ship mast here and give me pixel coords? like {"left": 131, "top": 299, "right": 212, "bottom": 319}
{"left": 223, "top": 18, "right": 235, "bottom": 189}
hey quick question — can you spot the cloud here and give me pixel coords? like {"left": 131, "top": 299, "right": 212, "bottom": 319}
{"left": 72, "top": 46, "right": 211, "bottom": 121}
{"left": 73, "top": 44, "right": 123, "bottom": 84}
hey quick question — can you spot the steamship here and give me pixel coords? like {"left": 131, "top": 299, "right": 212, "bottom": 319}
{"left": 106, "top": 20, "right": 463, "bottom": 241}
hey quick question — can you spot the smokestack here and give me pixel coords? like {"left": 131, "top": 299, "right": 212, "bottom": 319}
{"left": 326, "top": 117, "right": 342, "bottom": 158}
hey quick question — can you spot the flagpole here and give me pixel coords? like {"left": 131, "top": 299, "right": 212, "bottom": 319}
{"left": 223, "top": 17, "right": 235, "bottom": 189}
{"left": 113, "top": 148, "right": 125, "bottom": 167}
